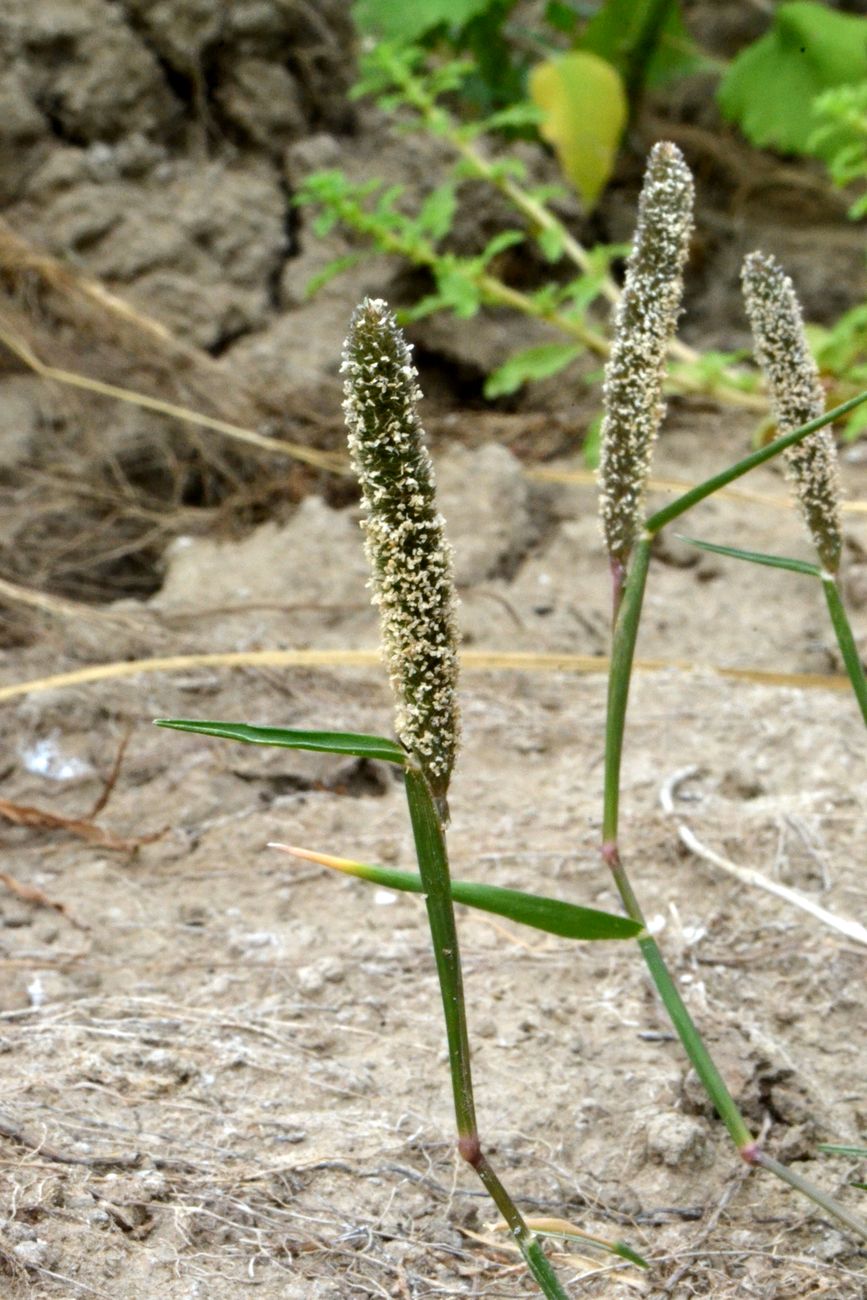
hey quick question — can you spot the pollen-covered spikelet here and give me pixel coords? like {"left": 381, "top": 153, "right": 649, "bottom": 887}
{"left": 741, "top": 252, "right": 842, "bottom": 574}
{"left": 598, "top": 142, "right": 694, "bottom": 566}
{"left": 342, "top": 298, "right": 460, "bottom": 800}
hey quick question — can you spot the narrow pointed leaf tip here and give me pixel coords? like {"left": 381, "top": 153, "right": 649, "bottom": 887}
{"left": 742, "top": 252, "right": 843, "bottom": 574}
{"left": 598, "top": 142, "right": 694, "bottom": 566}
{"left": 342, "top": 298, "right": 460, "bottom": 801}
{"left": 270, "top": 843, "right": 642, "bottom": 941}
{"left": 675, "top": 535, "right": 822, "bottom": 578}
{"left": 154, "top": 719, "right": 406, "bottom": 764}
{"left": 515, "top": 1218, "right": 647, "bottom": 1268}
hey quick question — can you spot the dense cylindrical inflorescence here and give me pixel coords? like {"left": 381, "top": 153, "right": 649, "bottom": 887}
{"left": 342, "top": 298, "right": 460, "bottom": 801}
{"left": 598, "top": 142, "right": 694, "bottom": 568}
{"left": 742, "top": 251, "right": 842, "bottom": 574}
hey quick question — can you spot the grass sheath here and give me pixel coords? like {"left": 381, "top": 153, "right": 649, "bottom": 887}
{"left": 822, "top": 575, "right": 867, "bottom": 726}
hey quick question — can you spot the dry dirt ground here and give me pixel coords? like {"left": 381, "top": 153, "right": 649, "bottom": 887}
{"left": 0, "top": 3, "right": 866, "bottom": 1298}
{"left": 1, "top": 421, "right": 866, "bottom": 1300}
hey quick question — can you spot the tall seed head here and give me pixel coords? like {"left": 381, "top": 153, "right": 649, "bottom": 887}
{"left": 342, "top": 298, "right": 460, "bottom": 801}
{"left": 742, "top": 251, "right": 842, "bottom": 574}
{"left": 598, "top": 142, "right": 694, "bottom": 567}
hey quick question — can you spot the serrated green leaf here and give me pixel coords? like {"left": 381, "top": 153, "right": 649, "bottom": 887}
{"left": 304, "top": 252, "right": 365, "bottom": 298}
{"left": 675, "top": 536, "right": 822, "bottom": 578}
{"left": 482, "top": 102, "right": 543, "bottom": 133}
{"left": 478, "top": 229, "right": 525, "bottom": 263}
{"left": 487, "top": 156, "right": 529, "bottom": 183}
{"left": 529, "top": 51, "right": 627, "bottom": 209}
{"left": 560, "top": 272, "right": 609, "bottom": 315}
{"left": 435, "top": 265, "right": 482, "bottom": 317}
{"left": 155, "top": 720, "right": 406, "bottom": 765}
{"left": 810, "top": 303, "right": 867, "bottom": 374}
{"left": 484, "top": 342, "right": 582, "bottom": 398}
{"left": 416, "top": 184, "right": 457, "bottom": 241}
{"left": 537, "top": 225, "right": 565, "bottom": 262}
{"left": 273, "top": 846, "right": 642, "bottom": 941}
{"left": 718, "top": 2, "right": 867, "bottom": 160}
{"left": 398, "top": 291, "right": 452, "bottom": 322}
{"left": 311, "top": 211, "right": 339, "bottom": 238}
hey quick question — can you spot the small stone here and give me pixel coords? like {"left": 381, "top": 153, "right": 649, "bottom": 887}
{"left": 646, "top": 1112, "right": 711, "bottom": 1167}
{"left": 14, "top": 1238, "right": 54, "bottom": 1269}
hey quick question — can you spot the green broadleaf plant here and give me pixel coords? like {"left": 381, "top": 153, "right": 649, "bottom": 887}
{"left": 484, "top": 340, "right": 582, "bottom": 398}
{"left": 296, "top": 30, "right": 867, "bottom": 429}
{"left": 810, "top": 81, "right": 867, "bottom": 217}
{"left": 718, "top": 2, "right": 867, "bottom": 160}
{"left": 293, "top": 43, "right": 777, "bottom": 416}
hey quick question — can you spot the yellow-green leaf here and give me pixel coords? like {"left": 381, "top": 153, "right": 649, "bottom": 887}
{"left": 529, "top": 51, "right": 627, "bottom": 210}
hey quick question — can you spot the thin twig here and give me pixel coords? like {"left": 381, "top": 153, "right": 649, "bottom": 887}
{"left": 0, "top": 649, "right": 853, "bottom": 704}
{"left": 659, "top": 766, "right": 867, "bottom": 948}
{"left": 0, "top": 322, "right": 345, "bottom": 474}
{"left": 0, "top": 1114, "right": 140, "bottom": 1168}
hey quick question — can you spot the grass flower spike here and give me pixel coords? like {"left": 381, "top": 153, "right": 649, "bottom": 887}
{"left": 742, "top": 251, "right": 843, "bottom": 574}
{"left": 598, "top": 141, "right": 694, "bottom": 572}
{"left": 342, "top": 298, "right": 460, "bottom": 801}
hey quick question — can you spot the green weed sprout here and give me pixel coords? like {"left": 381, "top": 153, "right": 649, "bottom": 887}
{"left": 596, "top": 143, "right": 867, "bottom": 1242}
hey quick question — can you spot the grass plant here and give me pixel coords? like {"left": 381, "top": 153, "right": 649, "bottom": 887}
{"left": 595, "top": 144, "right": 867, "bottom": 1243}
{"left": 157, "top": 144, "right": 867, "bottom": 1292}
{"left": 159, "top": 300, "right": 645, "bottom": 1297}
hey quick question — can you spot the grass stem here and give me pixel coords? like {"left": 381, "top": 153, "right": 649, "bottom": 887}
{"left": 403, "top": 767, "right": 571, "bottom": 1299}
{"left": 637, "top": 935, "right": 752, "bottom": 1149}
{"left": 756, "top": 1151, "right": 867, "bottom": 1239}
{"left": 822, "top": 575, "right": 867, "bottom": 726}
{"left": 603, "top": 536, "right": 652, "bottom": 842}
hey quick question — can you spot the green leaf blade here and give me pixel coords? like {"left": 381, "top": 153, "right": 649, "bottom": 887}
{"left": 674, "top": 536, "right": 822, "bottom": 578}
{"left": 288, "top": 850, "right": 642, "bottom": 941}
{"left": 155, "top": 719, "right": 406, "bottom": 765}
{"left": 451, "top": 879, "right": 641, "bottom": 940}
{"left": 484, "top": 342, "right": 582, "bottom": 398}
{"left": 818, "top": 1143, "right": 867, "bottom": 1159}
